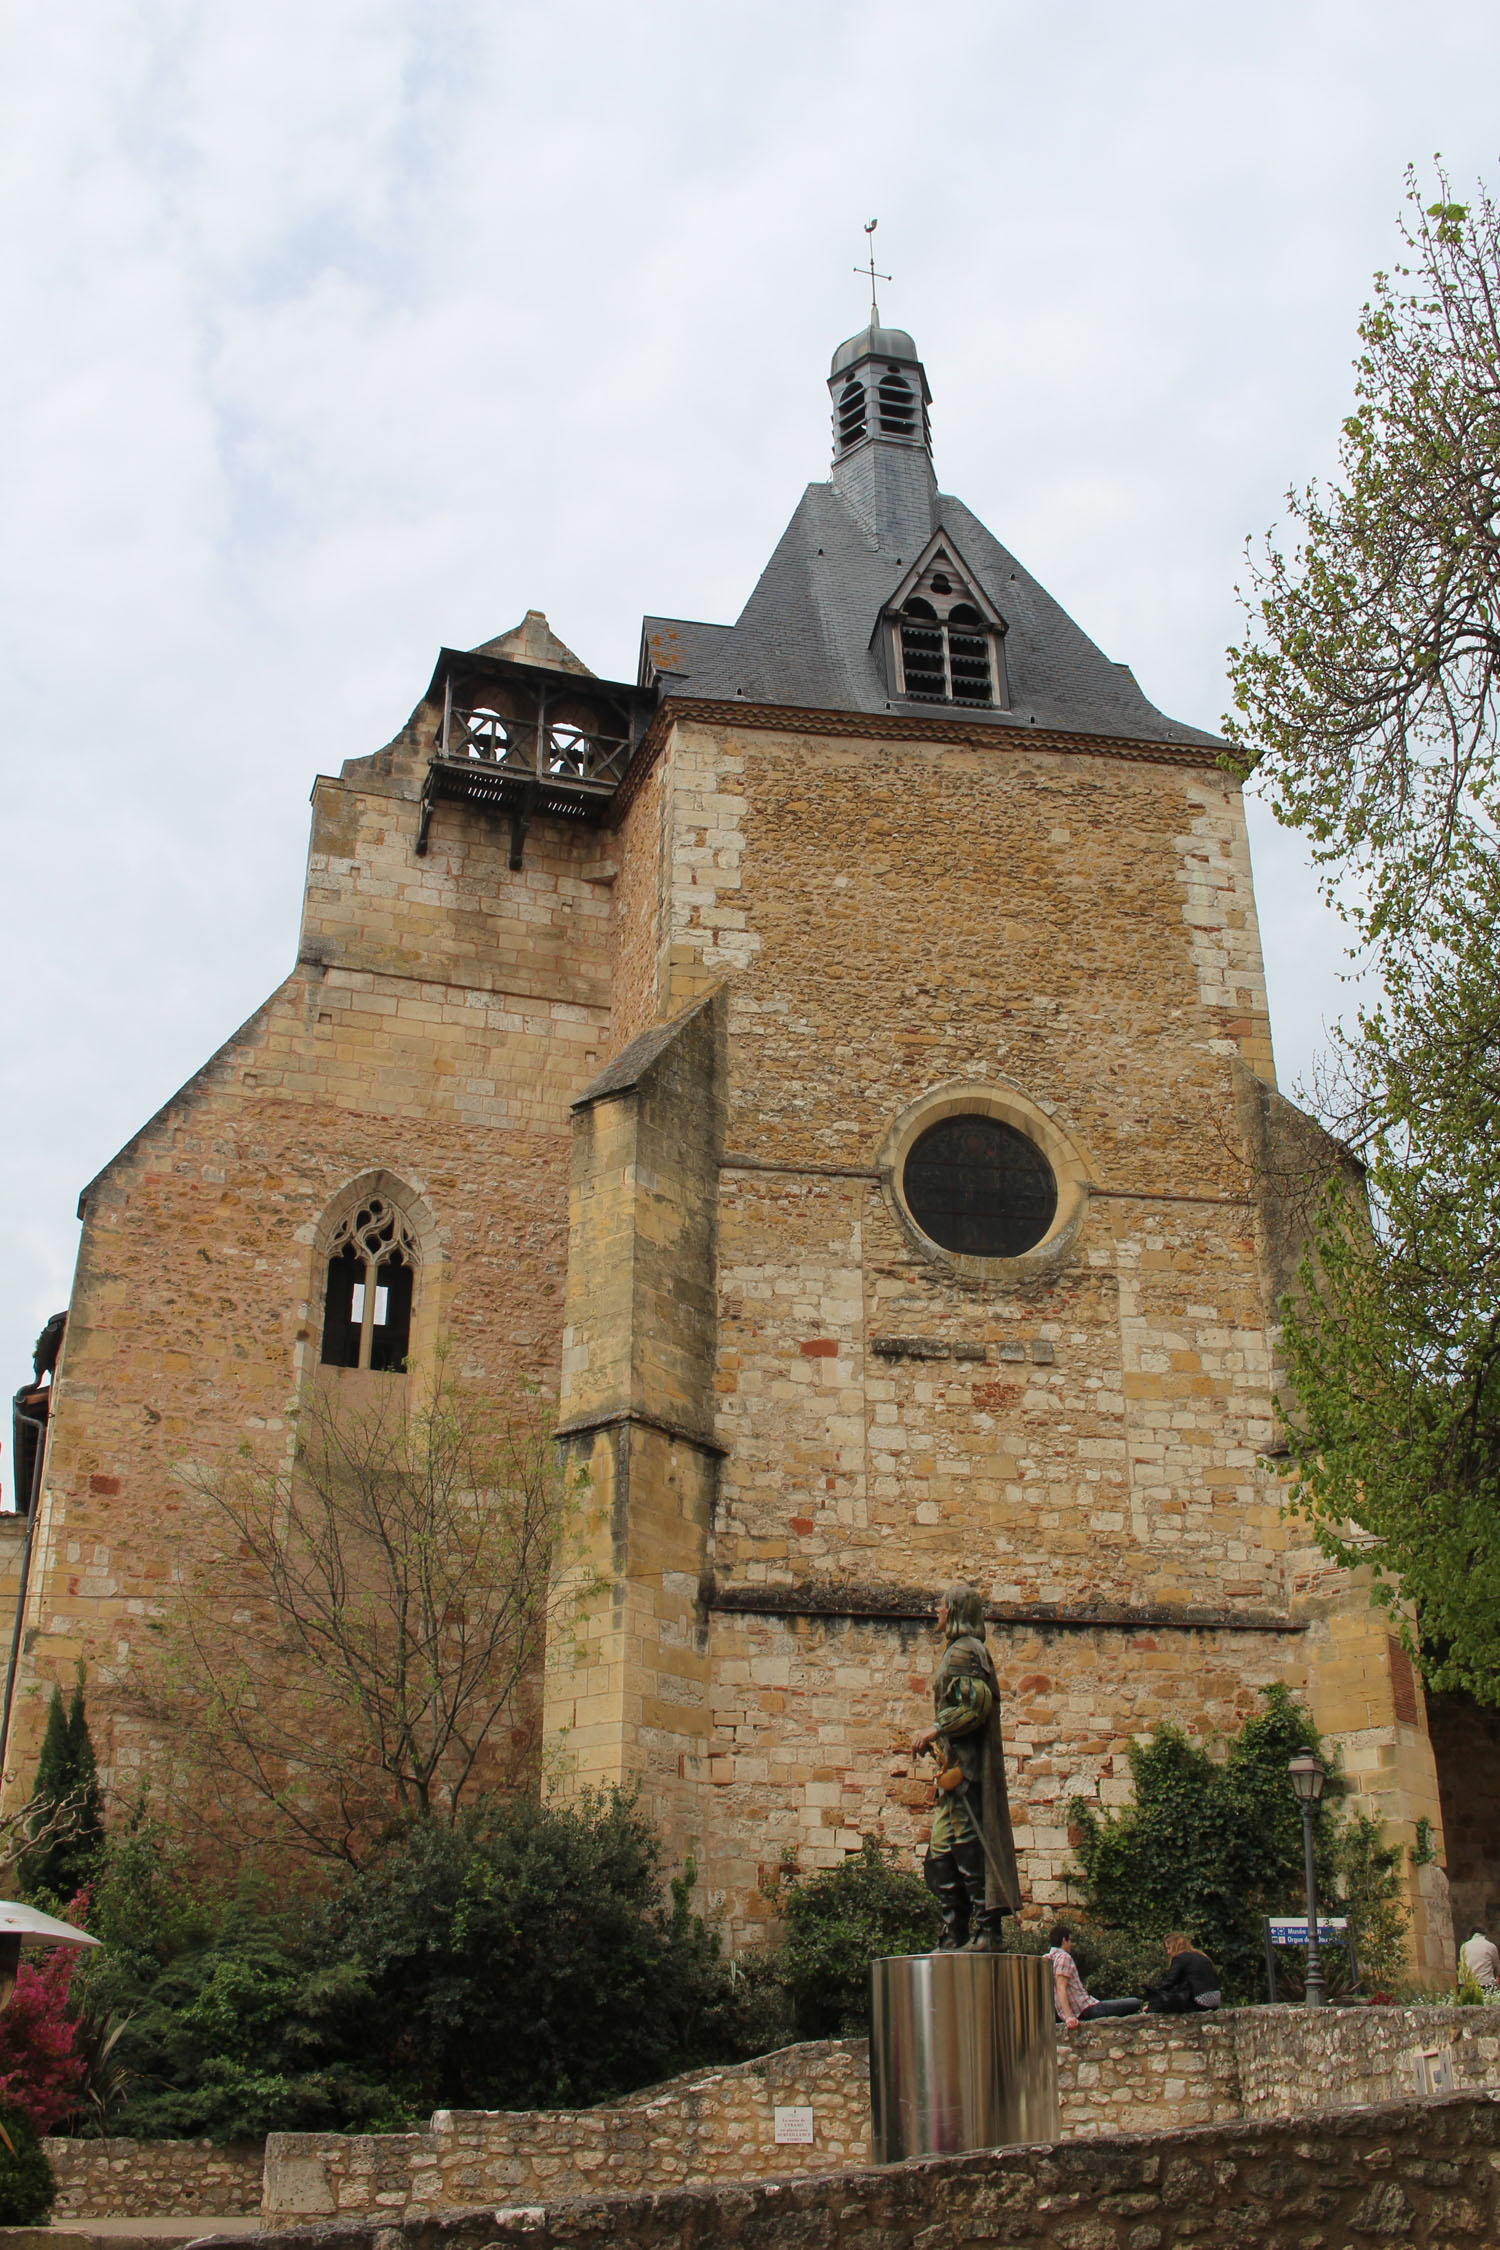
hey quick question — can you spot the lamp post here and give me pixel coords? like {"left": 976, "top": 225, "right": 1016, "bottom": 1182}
{"left": 1288, "top": 1747, "right": 1327, "bottom": 2008}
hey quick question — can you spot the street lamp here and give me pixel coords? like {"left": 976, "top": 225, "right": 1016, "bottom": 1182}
{"left": 1288, "top": 1747, "right": 1327, "bottom": 2008}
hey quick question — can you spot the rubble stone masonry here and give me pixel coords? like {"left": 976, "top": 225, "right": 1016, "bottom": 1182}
{"left": 259, "top": 2009, "right": 1500, "bottom": 2224}
{"left": 549, "top": 713, "right": 1450, "bottom": 1969}
{"left": 236, "top": 2093, "right": 1500, "bottom": 2250}
{"left": 7, "top": 713, "right": 600, "bottom": 1795}
{"left": 12, "top": 688, "right": 1456, "bottom": 1973}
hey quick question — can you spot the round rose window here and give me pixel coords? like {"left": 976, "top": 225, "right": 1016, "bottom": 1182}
{"left": 902, "top": 1115, "right": 1058, "bottom": 1258}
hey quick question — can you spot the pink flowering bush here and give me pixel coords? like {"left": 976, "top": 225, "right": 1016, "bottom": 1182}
{"left": 0, "top": 1909, "right": 85, "bottom": 2135}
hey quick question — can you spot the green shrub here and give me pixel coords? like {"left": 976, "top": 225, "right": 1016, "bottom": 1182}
{"left": 1069, "top": 1924, "right": 1170, "bottom": 2002}
{"left": 73, "top": 1791, "right": 754, "bottom": 2135}
{"left": 1453, "top": 1963, "right": 1488, "bottom": 2006}
{"left": 1335, "top": 1814, "right": 1410, "bottom": 1994}
{"left": 316, "top": 1793, "right": 748, "bottom": 2111}
{"left": 0, "top": 2109, "right": 56, "bottom": 2224}
{"left": 768, "top": 1838, "right": 939, "bottom": 2037}
{"left": 1068, "top": 1686, "right": 1340, "bottom": 2002}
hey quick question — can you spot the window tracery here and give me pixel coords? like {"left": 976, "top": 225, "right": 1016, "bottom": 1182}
{"left": 320, "top": 1197, "right": 418, "bottom": 1372}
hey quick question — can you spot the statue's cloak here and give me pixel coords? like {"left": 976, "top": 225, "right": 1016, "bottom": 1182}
{"left": 936, "top": 1631, "right": 1023, "bottom": 1916}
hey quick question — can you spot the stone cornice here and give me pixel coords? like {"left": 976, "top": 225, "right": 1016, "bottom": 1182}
{"left": 553, "top": 1404, "right": 729, "bottom": 1460}
{"left": 707, "top": 1579, "right": 1303, "bottom": 1636}
{"left": 611, "top": 695, "right": 1226, "bottom": 820}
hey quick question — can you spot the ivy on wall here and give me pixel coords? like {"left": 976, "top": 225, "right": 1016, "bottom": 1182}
{"left": 1067, "top": 1686, "right": 1409, "bottom": 2001}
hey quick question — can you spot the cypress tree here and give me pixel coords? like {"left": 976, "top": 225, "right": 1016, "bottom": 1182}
{"left": 18, "top": 1674, "right": 103, "bottom": 1906}
{"left": 64, "top": 1677, "right": 101, "bottom": 1855}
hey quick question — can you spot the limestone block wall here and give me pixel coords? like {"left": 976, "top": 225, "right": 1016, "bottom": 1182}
{"left": 0, "top": 1516, "right": 26, "bottom": 1627}
{"left": 5, "top": 708, "right": 614, "bottom": 1810}
{"left": 565, "top": 712, "right": 1450, "bottom": 1943}
{"left": 236, "top": 2093, "right": 1500, "bottom": 2250}
{"left": 703, "top": 1612, "right": 1302, "bottom": 1917}
{"left": 698, "top": 724, "right": 1288, "bottom": 1616}
{"left": 260, "top": 2009, "right": 1500, "bottom": 2225}
{"left": 545, "top": 992, "right": 727, "bottom": 1857}
{"left": 45, "top": 2137, "right": 263, "bottom": 2218}
{"left": 1293, "top": 1549, "right": 1453, "bottom": 1980}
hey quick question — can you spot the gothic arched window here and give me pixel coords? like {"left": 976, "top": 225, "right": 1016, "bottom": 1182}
{"left": 320, "top": 1197, "right": 418, "bottom": 1372}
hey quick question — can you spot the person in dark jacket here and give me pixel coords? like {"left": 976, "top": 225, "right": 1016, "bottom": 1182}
{"left": 1144, "top": 1933, "right": 1221, "bottom": 2014}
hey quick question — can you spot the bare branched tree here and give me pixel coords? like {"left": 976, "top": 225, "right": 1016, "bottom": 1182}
{"left": 0, "top": 1794, "right": 84, "bottom": 1893}
{"left": 141, "top": 1367, "right": 595, "bottom": 1867}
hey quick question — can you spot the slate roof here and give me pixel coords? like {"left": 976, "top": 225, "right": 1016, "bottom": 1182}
{"left": 639, "top": 458, "right": 1222, "bottom": 750}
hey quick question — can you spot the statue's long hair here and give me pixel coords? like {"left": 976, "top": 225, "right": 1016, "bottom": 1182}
{"left": 941, "top": 1582, "right": 987, "bottom": 1641}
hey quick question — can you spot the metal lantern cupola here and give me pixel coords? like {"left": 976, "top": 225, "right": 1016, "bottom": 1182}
{"left": 828, "top": 323, "right": 932, "bottom": 462}
{"left": 827, "top": 322, "right": 937, "bottom": 557}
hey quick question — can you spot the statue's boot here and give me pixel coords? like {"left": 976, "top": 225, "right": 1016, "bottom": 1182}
{"left": 953, "top": 1837, "right": 1004, "bottom": 1951}
{"left": 923, "top": 1849, "right": 971, "bottom": 1950}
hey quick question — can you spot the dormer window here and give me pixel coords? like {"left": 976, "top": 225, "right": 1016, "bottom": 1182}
{"left": 881, "top": 538, "right": 1008, "bottom": 709}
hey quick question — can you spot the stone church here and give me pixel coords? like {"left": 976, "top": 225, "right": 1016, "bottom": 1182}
{"left": 8, "top": 316, "right": 1476, "bottom": 1975}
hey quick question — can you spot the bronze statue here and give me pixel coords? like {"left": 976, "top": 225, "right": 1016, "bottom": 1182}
{"left": 910, "top": 1582, "right": 1022, "bottom": 1949}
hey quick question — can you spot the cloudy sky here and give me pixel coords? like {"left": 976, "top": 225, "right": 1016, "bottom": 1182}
{"left": 3, "top": 0, "right": 1498, "bottom": 1412}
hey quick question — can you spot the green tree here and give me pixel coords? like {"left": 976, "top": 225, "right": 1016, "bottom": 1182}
{"left": 1226, "top": 166, "right": 1500, "bottom": 946}
{"left": 765, "top": 1838, "right": 939, "bottom": 2038}
{"left": 19, "top": 1674, "right": 103, "bottom": 1905}
{"left": 71, "top": 1792, "right": 751, "bottom": 2138}
{"left": 1068, "top": 1688, "right": 1341, "bottom": 2002}
{"left": 1272, "top": 869, "right": 1500, "bottom": 1701}
{"left": 1226, "top": 168, "right": 1500, "bottom": 1696}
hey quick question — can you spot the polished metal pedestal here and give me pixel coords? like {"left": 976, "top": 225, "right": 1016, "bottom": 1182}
{"left": 869, "top": 1952, "right": 1058, "bottom": 2162}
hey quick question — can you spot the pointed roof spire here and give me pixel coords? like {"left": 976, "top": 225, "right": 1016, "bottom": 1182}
{"left": 470, "top": 610, "right": 594, "bottom": 676}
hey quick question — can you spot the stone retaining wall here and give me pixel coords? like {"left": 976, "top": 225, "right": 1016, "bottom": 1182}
{"left": 263, "top": 2044, "right": 868, "bottom": 2222}
{"left": 229, "top": 2091, "right": 1500, "bottom": 2250}
{"left": 262, "top": 2004, "right": 1500, "bottom": 2223}
{"left": 44, "top": 2137, "right": 264, "bottom": 2219}
{"left": 1064, "top": 1999, "right": 1500, "bottom": 2136}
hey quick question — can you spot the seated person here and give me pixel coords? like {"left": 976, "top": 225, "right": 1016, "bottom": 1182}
{"left": 1046, "top": 1923, "right": 1141, "bottom": 2028}
{"left": 1144, "top": 1932, "right": 1221, "bottom": 2014}
{"left": 1461, "top": 1929, "right": 1500, "bottom": 1994}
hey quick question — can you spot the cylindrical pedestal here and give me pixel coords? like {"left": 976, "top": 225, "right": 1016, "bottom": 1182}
{"left": 869, "top": 1952, "right": 1057, "bottom": 2162}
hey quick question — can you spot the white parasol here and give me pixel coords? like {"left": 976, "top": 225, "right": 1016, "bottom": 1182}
{"left": 0, "top": 1902, "right": 100, "bottom": 1951}
{"left": 0, "top": 1901, "right": 99, "bottom": 2008}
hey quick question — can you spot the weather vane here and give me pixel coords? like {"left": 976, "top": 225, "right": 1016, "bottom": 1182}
{"left": 855, "top": 218, "right": 890, "bottom": 325}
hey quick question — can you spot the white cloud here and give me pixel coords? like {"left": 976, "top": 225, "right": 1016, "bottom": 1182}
{"left": 4, "top": 0, "right": 1496, "bottom": 1405}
